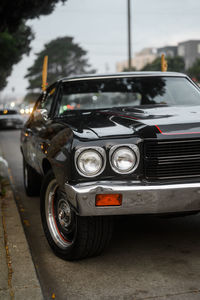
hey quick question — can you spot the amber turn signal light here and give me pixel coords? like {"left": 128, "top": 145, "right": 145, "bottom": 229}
{"left": 95, "top": 194, "right": 122, "bottom": 206}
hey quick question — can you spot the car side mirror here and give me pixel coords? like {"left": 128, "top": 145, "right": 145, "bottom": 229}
{"left": 40, "top": 108, "right": 48, "bottom": 120}
{"left": 35, "top": 108, "right": 48, "bottom": 121}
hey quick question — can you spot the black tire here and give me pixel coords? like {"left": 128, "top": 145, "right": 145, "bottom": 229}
{"left": 23, "top": 157, "right": 42, "bottom": 196}
{"left": 40, "top": 170, "right": 113, "bottom": 260}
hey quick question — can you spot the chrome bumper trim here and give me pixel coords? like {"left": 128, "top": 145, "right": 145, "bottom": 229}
{"left": 64, "top": 181, "right": 200, "bottom": 216}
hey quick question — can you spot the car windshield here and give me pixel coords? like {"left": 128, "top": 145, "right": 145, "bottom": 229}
{"left": 58, "top": 76, "right": 200, "bottom": 115}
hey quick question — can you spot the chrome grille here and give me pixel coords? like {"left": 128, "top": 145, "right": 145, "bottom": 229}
{"left": 144, "top": 140, "right": 200, "bottom": 180}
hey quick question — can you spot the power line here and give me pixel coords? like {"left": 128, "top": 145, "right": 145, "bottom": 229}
{"left": 127, "top": 0, "right": 132, "bottom": 70}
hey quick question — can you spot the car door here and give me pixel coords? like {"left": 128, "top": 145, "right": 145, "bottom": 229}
{"left": 22, "top": 93, "right": 44, "bottom": 171}
{"left": 25, "top": 84, "right": 58, "bottom": 174}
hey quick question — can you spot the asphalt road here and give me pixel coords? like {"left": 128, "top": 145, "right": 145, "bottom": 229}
{"left": 1, "top": 129, "right": 200, "bottom": 300}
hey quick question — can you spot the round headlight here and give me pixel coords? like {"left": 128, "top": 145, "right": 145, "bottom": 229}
{"left": 77, "top": 149, "right": 103, "bottom": 177}
{"left": 110, "top": 146, "right": 139, "bottom": 174}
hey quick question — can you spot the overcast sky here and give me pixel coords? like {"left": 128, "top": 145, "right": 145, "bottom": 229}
{"left": 2, "top": 0, "right": 200, "bottom": 100}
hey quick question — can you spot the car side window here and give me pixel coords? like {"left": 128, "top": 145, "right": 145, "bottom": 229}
{"left": 37, "top": 87, "right": 56, "bottom": 116}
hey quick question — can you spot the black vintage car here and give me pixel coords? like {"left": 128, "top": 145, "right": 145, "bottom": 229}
{"left": 21, "top": 72, "right": 200, "bottom": 260}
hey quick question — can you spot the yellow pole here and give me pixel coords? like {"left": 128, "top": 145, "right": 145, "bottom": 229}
{"left": 42, "top": 55, "right": 48, "bottom": 91}
{"left": 161, "top": 54, "right": 168, "bottom": 72}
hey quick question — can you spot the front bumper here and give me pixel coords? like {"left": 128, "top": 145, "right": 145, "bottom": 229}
{"left": 65, "top": 181, "right": 200, "bottom": 216}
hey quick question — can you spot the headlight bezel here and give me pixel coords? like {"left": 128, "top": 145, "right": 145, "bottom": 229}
{"left": 75, "top": 146, "right": 106, "bottom": 178}
{"left": 109, "top": 144, "right": 140, "bottom": 174}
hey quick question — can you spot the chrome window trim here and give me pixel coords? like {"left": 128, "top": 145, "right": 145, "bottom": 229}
{"left": 74, "top": 146, "right": 106, "bottom": 178}
{"left": 109, "top": 144, "right": 140, "bottom": 174}
{"left": 62, "top": 72, "right": 187, "bottom": 83}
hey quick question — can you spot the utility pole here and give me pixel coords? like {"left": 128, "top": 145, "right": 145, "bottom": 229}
{"left": 127, "top": 0, "right": 132, "bottom": 70}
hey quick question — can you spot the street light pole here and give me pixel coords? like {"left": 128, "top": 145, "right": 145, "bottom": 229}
{"left": 127, "top": 0, "right": 132, "bottom": 70}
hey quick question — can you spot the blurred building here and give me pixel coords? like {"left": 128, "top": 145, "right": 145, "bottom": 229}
{"left": 157, "top": 46, "right": 177, "bottom": 58}
{"left": 116, "top": 48, "right": 157, "bottom": 72}
{"left": 178, "top": 40, "right": 200, "bottom": 69}
{"left": 116, "top": 40, "right": 200, "bottom": 72}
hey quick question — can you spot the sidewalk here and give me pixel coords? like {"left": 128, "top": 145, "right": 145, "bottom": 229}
{"left": 0, "top": 154, "right": 43, "bottom": 300}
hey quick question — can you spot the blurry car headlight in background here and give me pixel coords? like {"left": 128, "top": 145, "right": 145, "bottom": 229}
{"left": 20, "top": 107, "right": 33, "bottom": 115}
{"left": 75, "top": 147, "right": 106, "bottom": 177}
{"left": 110, "top": 145, "right": 140, "bottom": 174}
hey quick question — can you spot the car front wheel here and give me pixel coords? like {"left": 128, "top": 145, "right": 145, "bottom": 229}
{"left": 40, "top": 170, "right": 113, "bottom": 260}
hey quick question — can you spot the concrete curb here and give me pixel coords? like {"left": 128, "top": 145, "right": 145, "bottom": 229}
{"left": 0, "top": 156, "right": 44, "bottom": 299}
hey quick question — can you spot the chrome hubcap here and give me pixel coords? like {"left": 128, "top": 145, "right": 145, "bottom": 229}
{"left": 57, "top": 199, "right": 72, "bottom": 230}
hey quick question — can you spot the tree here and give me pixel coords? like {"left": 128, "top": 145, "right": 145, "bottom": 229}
{"left": 0, "top": 23, "right": 33, "bottom": 89}
{"left": 123, "top": 66, "right": 136, "bottom": 72}
{"left": 187, "top": 58, "right": 200, "bottom": 82}
{"left": 0, "top": 0, "right": 66, "bottom": 33}
{"left": 0, "top": 0, "right": 67, "bottom": 90}
{"left": 25, "top": 37, "right": 95, "bottom": 91}
{"left": 23, "top": 92, "right": 40, "bottom": 104}
{"left": 141, "top": 56, "right": 185, "bottom": 73}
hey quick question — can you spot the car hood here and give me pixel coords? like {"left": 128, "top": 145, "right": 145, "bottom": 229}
{"left": 70, "top": 105, "right": 200, "bottom": 139}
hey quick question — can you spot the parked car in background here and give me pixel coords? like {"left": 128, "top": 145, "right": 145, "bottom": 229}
{"left": 0, "top": 109, "right": 24, "bottom": 129}
{"left": 21, "top": 72, "right": 200, "bottom": 260}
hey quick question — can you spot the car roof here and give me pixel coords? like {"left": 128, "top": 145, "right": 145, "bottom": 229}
{"left": 60, "top": 71, "right": 187, "bottom": 83}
